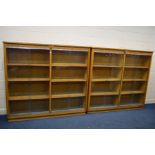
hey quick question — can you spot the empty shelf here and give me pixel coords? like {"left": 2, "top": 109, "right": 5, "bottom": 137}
{"left": 51, "top": 93, "right": 85, "bottom": 98}
{"left": 9, "top": 95, "right": 49, "bottom": 101}
{"left": 52, "top": 63, "right": 87, "bottom": 67}
{"left": 92, "top": 78, "right": 121, "bottom": 82}
{"left": 8, "top": 78, "right": 50, "bottom": 81}
{"left": 51, "top": 79, "right": 86, "bottom": 82}
{"left": 123, "top": 79, "right": 147, "bottom": 82}
{"left": 93, "top": 65, "right": 122, "bottom": 68}
{"left": 121, "top": 91, "right": 144, "bottom": 95}
{"left": 91, "top": 92, "right": 119, "bottom": 96}
{"left": 10, "top": 111, "right": 49, "bottom": 116}
{"left": 8, "top": 63, "right": 49, "bottom": 67}
{"left": 125, "top": 66, "right": 149, "bottom": 69}
{"left": 120, "top": 103, "right": 142, "bottom": 106}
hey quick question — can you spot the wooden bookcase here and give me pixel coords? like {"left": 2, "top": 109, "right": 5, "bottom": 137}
{"left": 120, "top": 51, "right": 152, "bottom": 107}
{"left": 50, "top": 46, "right": 90, "bottom": 114}
{"left": 87, "top": 48, "right": 152, "bottom": 112}
{"left": 3, "top": 42, "right": 152, "bottom": 121}
{"left": 4, "top": 43, "right": 90, "bottom": 121}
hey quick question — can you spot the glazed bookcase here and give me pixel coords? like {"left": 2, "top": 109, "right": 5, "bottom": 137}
{"left": 3, "top": 42, "right": 152, "bottom": 121}
{"left": 88, "top": 48, "right": 152, "bottom": 112}
{"left": 4, "top": 42, "right": 90, "bottom": 121}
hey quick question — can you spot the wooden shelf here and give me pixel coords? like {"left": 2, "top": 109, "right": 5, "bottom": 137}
{"left": 52, "top": 79, "right": 86, "bottom": 82}
{"left": 52, "top": 63, "right": 87, "bottom": 67}
{"left": 123, "top": 79, "right": 147, "bottom": 82}
{"left": 51, "top": 93, "right": 85, "bottom": 98}
{"left": 91, "top": 92, "right": 119, "bottom": 96}
{"left": 9, "top": 111, "right": 49, "bottom": 116}
{"left": 120, "top": 103, "right": 142, "bottom": 107}
{"left": 121, "top": 91, "right": 144, "bottom": 95}
{"left": 8, "top": 63, "right": 49, "bottom": 67}
{"left": 8, "top": 111, "right": 50, "bottom": 120}
{"left": 125, "top": 66, "right": 148, "bottom": 69}
{"left": 92, "top": 78, "right": 121, "bottom": 82}
{"left": 51, "top": 108, "right": 85, "bottom": 115}
{"left": 8, "top": 78, "right": 50, "bottom": 82}
{"left": 9, "top": 95, "right": 49, "bottom": 101}
{"left": 89, "top": 105, "right": 117, "bottom": 110}
{"left": 93, "top": 65, "right": 122, "bottom": 68}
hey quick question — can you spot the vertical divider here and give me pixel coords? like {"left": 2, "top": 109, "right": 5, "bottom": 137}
{"left": 3, "top": 43, "right": 10, "bottom": 115}
{"left": 87, "top": 48, "right": 94, "bottom": 111}
{"left": 49, "top": 48, "right": 52, "bottom": 112}
{"left": 85, "top": 48, "right": 91, "bottom": 113}
{"left": 142, "top": 53, "right": 153, "bottom": 106}
{"left": 118, "top": 50, "right": 126, "bottom": 106}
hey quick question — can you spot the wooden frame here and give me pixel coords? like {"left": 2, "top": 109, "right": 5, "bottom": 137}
{"left": 3, "top": 42, "right": 153, "bottom": 121}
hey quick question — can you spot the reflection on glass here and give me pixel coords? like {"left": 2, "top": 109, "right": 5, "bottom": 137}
{"left": 52, "top": 97, "right": 84, "bottom": 111}
{"left": 120, "top": 94, "right": 144, "bottom": 105}
{"left": 90, "top": 95, "right": 118, "bottom": 107}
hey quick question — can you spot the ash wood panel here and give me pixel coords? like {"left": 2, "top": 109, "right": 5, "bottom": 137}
{"left": 51, "top": 79, "right": 87, "bottom": 82}
{"left": 93, "top": 65, "right": 122, "bottom": 68}
{"left": 51, "top": 93, "right": 85, "bottom": 98}
{"left": 8, "top": 78, "right": 50, "bottom": 81}
{"left": 49, "top": 49, "right": 52, "bottom": 112}
{"left": 8, "top": 109, "right": 85, "bottom": 121}
{"left": 3, "top": 43, "right": 10, "bottom": 114}
{"left": 88, "top": 105, "right": 144, "bottom": 113}
{"left": 52, "top": 63, "right": 87, "bottom": 67}
{"left": 4, "top": 42, "right": 50, "bottom": 49}
{"left": 125, "top": 66, "right": 149, "bottom": 69}
{"left": 126, "top": 51, "right": 152, "bottom": 56}
{"left": 84, "top": 48, "right": 91, "bottom": 112}
{"left": 8, "top": 63, "right": 49, "bottom": 67}
{"left": 92, "top": 48, "right": 124, "bottom": 54}
{"left": 52, "top": 46, "right": 89, "bottom": 52}
{"left": 92, "top": 78, "right": 121, "bottom": 82}
{"left": 9, "top": 95, "right": 49, "bottom": 101}
{"left": 118, "top": 51, "right": 126, "bottom": 106}
{"left": 121, "top": 91, "right": 144, "bottom": 95}
{"left": 123, "top": 79, "right": 147, "bottom": 81}
{"left": 87, "top": 48, "right": 94, "bottom": 111}
{"left": 91, "top": 92, "right": 119, "bottom": 96}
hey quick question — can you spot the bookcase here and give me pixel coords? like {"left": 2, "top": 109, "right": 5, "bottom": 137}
{"left": 4, "top": 43, "right": 90, "bottom": 121}
{"left": 3, "top": 42, "right": 152, "bottom": 121}
{"left": 50, "top": 46, "right": 90, "bottom": 114}
{"left": 88, "top": 48, "right": 152, "bottom": 112}
{"left": 120, "top": 51, "right": 152, "bottom": 107}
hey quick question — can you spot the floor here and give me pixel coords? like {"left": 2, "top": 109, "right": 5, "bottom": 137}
{"left": 0, "top": 104, "right": 155, "bottom": 129}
